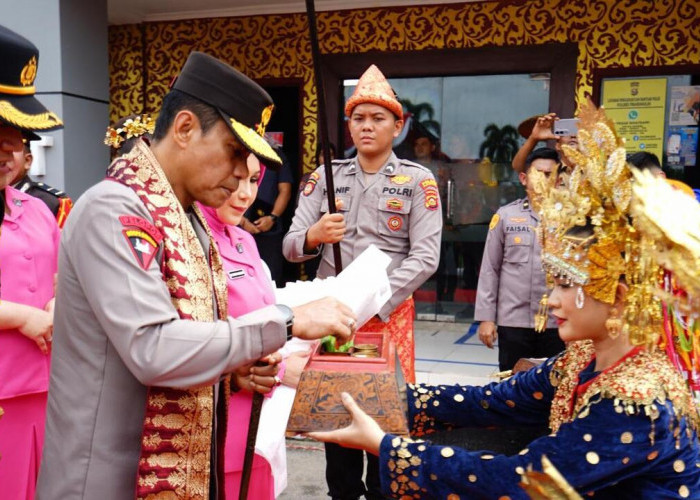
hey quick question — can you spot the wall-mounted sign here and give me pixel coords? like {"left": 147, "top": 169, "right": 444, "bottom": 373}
{"left": 669, "top": 85, "right": 700, "bottom": 126}
{"left": 602, "top": 78, "right": 667, "bottom": 160}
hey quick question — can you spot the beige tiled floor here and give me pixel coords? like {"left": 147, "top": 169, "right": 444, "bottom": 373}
{"left": 414, "top": 320, "right": 499, "bottom": 387}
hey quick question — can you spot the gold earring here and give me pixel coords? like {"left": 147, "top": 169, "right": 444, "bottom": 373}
{"left": 535, "top": 294, "right": 548, "bottom": 333}
{"left": 605, "top": 307, "right": 623, "bottom": 339}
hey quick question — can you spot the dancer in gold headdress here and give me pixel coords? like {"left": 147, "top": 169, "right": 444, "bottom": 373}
{"left": 309, "top": 102, "right": 700, "bottom": 498}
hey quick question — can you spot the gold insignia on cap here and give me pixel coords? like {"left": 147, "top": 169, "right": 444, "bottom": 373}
{"left": 229, "top": 117, "right": 282, "bottom": 166}
{"left": 0, "top": 100, "right": 62, "bottom": 129}
{"left": 256, "top": 104, "right": 274, "bottom": 137}
{"left": 20, "top": 56, "right": 37, "bottom": 86}
{"left": 586, "top": 451, "right": 600, "bottom": 465}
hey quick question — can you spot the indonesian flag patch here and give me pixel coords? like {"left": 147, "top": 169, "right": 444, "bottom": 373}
{"left": 119, "top": 215, "right": 163, "bottom": 270}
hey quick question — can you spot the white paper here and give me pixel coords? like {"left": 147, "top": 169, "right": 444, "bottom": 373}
{"left": 274, "top": 244, "right": 392, "bottom": 329}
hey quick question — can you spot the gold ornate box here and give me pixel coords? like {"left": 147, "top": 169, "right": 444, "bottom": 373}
{"left": 286, "top": 331, "right": 409, "bottom": 436}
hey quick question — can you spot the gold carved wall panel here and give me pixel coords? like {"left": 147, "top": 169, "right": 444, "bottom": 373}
{"left": 109, "top": 0, "right": 700, "bottom": 174}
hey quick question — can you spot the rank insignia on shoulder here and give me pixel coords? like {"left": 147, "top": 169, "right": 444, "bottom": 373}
{"left": 391, "top": 175, "right": 412, "bottom": 185}
{"left": 119, "top": 215, "right": 163, "bottom": 270}
{"left": 489, "top": 213, "right": 500, "bottom": 230}
{"left": 387, "top": 215, "right": 403, "bottom": 231}
{"left": 303, "top": 171, "right": 320, "bottom": 197}
{"left": 386, "top": 197, "right": 404, "bottom": 211}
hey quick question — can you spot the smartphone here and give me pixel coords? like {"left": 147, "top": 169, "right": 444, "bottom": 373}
{"left": 553, "top": 118, "right": 579, "bottom": 137}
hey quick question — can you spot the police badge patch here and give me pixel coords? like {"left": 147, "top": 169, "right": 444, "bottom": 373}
{"left": 386, "top": 198, "right": 404, "bottom": 211}
{"left": 419, "top": 179, "right": 439, "bottom": 211}
{"left": 387, "top": 215, "right": 403, "bottom": 231}
{"left": 303, "top": 171, "right": 320, "bottom": 196}
{"left": 119, "top": 215, "right": 163, "bottom": 270}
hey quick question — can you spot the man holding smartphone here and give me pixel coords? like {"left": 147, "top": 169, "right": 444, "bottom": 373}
{"left": 511, "top": 112, "right": 579, "bottom": 173}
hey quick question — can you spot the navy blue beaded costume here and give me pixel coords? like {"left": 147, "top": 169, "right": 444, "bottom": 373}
{"left": 379, "top": 341, "right": 700, "bottom": 499}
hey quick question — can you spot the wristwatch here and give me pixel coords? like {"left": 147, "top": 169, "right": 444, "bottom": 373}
{"left": 268, "top": 213, "right": 279, "bottom": 223}
{"left": 277, "top": 304, "right": 294, "bottom": 340}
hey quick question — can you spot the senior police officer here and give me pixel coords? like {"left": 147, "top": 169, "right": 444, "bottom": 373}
{"left": 475, "top": 147, "right": 565, "bottom": 371}
{"left": 283, "top": 64, "right": 441, "bottom": 500}
{"left": 37, "top": 52, "right": 356, "bottom": 499}
{"left": 0, "top": 24, "right": 63, "bottom": 500}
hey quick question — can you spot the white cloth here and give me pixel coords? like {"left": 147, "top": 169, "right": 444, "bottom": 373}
{"left": 275, "top": 244, "right": 392, "bottom": 329}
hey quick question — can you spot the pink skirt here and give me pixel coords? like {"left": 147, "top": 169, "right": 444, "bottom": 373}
{"left": 0, "top": 392, "right": 47, "bottom": 500}
{"left": 224, "top": 390, "right": 274, "bottom": 499}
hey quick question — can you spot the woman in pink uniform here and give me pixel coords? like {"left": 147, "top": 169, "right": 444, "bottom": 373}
{"left": 0, "top": 128, "right": 60, "bottom": 499}
{"left": 200, "top": 154, "right": 308, "bottom": 499}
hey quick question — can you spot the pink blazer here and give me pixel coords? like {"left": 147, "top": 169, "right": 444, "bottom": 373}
{"left": 0, "top": 186, "right": 60, "bottom": 399}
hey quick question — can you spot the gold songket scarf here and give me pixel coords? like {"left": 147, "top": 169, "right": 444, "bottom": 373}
{"left": 107, "top": 140, "right": 229, "bottom": 499}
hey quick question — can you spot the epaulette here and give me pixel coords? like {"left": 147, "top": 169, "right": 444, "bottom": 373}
{"left": 398, "top": 159, "right": 432, "bottom": 173}
{"left": 33, "top": 182, "right": 68, "bottom": 198}
{"left": 501, "top": 197, "right": 525, "bottom": 210}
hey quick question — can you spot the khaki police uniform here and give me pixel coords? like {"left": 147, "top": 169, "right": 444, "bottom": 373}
{"left": 474, "top": 197, "right": 563, "bottom": 370}
{"left": 38, "top": 180, "right": 288, "bottom": 498}
{"left": 284, "top": 152, "right": 442, "bottom": 320}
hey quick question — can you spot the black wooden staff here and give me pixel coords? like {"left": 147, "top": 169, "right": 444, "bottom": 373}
{"left": 239, "top": 2, "right": 344, "bottom": 498}
{"left": 238, "top": 390, "right": 264, "bottom": 499}
{"left": 306, "top": 0, "right": 343, "bottom": 275}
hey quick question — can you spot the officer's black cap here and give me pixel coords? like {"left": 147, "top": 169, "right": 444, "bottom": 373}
{"left": 172, "top": 52, "right": 281, "bottom": 167}
{"left": 0, "top": 25, "right": 62, "bottom": 138}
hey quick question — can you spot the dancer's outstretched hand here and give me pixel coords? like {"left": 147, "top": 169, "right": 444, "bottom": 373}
{"left": 307, "top": 392, "right": 386, "bottom": 456}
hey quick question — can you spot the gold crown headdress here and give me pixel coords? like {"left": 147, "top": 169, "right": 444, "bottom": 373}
{"left": 530, "top": 101, "right": 662, "bottom": 347}
{"left": 104, "top": 114, "right": 155, "bottom": 149}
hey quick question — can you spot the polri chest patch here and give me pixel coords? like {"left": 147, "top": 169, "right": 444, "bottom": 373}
{"left": 386, "top": 197, "right": 404, "bottom": 211}
{"left": 119, "top": 215, "right": 163, "bottom": 270}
